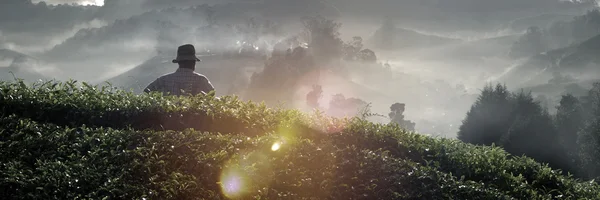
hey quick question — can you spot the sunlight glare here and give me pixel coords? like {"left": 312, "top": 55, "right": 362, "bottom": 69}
{"left": 271, "top": 142, "right": 281, "bottom": 151}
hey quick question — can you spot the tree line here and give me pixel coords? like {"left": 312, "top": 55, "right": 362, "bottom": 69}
{"left": 459, "top": 82, "right": 600, "bottom": 179}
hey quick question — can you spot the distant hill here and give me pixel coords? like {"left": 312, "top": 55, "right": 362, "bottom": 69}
{"left": 507, "top": 9, "right": 600, "bottom": 60}
{"left": 410, "top": 34, "right": 520, "bottom": 61}
{"left": 496, "top": 34, "right": 600, "bottom": 88}
{"left": 0, "top": 49, "right": 29, "bottom": 63}
{"left": 522, "top": 79, "right": 599, "bottom": 98}
{"left": 505, "top": 13, "right": 575, "bottom": 31}
{"left": 369, "top": 27, "right": 462, "bottom": 50}
{"left": 40, "top": 14, "right": 163, "bottom": 63}
{"left": 0, "top": 49, "right": 47, "bottom": 82}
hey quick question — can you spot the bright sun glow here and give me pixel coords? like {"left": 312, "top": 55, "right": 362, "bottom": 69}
{"left": 271, "top": 142, "right": 281, "bottom": 151}
{"left": 81, "top": 0, "right": 104, "bottom": 6}
{"left": 93, "top": 0, "right": 104, "bottom": 6}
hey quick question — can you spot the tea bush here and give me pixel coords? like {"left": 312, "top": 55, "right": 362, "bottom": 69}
{"left": 1, "top": 80, "right": 599, "bottom": 199}
{"left": 0, "top": 80, "right": 295, "bottom": 136}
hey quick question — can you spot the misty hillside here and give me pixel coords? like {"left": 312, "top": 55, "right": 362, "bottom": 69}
{"left": 522, "top": 79, "right": 599, "bottom": 100}
{"left": 34, "top": 4, "right": 290, "bottom": 82}
{"left": 409, "top": 34, "right": 520, "bottom": 61}
{"left": 0, "top": 0, "right": 99, "bottom": 33}
{"left": 0, "top": 49, "right": 30, "bottom": 63}
{"left": 505, "top": 13, "right": 576, "bottom": 31}
{"left": 333, "top": 0, "right": 592, "bottom": 32}
{"left": 41, "top": 13, "right": 166, "bottom": 62}
{"left": 369, "top": 27, "right": 462, "bottom": 51}
{"left": 0, "top": 49, "right": 48, "bottom": 82}
{"left": 37, "top": 13, "right": 173, "bottom": 81}
{"left": 0, "top": 0, "right": 101, "bottom": 53}
{"left": 499, "top": 33, "right": 600, "bottom": 88}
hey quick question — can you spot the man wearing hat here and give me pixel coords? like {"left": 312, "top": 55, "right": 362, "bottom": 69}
{"left": 144, "top": 44, "right": 215, "bottom": 96}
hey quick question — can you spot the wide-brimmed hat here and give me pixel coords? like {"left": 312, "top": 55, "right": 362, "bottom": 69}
{"left": 172, "top": 44, "right": 201, "bottom": 63}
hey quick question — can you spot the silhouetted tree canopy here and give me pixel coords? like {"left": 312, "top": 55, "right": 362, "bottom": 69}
{"left": 577, "top": 83, "right": 600, "bottom": 179}
{"left": 459, "top": 84, "right": 569, "bottom": 173}
{"left": 327, "top": 94, "right": 368, "bottom": 118}
{"left": 555, "top": 94, "right": 586, "bottom": 175}
{"left": 306, "top": 85, "right": 323, "bottom": 109}
{"left": 389, "top": 103, "right": 416, "bottom": 132}
{"left": 301, "top": 16, "right": 343, "bottom": 65}
{"left": 458, "top": 84, "right": 512, "bottom": 145}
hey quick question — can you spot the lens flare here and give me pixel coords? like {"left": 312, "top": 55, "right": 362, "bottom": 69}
{"left": 220, "top": 169, "right": 245, "bottom": 198}
{"left": 271, "top": 142, "right": 281, "bottom": 151}
{"left": 222, "top": 175, "right": 241, "bottom": 195}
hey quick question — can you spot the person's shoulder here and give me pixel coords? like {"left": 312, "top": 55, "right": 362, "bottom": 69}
{"left": 191, "top": 71, "right": 206, "bottom": 76}
{"left": 192, "top": 72, "right": 209, "bottom": 79}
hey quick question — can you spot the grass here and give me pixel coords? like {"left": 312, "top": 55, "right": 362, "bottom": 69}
{"left": 0, "top": 79, "right": 599, "bottom": 199}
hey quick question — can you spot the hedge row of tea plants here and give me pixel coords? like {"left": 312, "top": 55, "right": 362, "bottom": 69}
{"left": 1, "top": 80, "right": 599, "bottom": 199}
{"left": 0, "top": 80, "right": 296, "bottom": 136}
{"left": 0, "top": 115, "right": 514, "bottom": 199}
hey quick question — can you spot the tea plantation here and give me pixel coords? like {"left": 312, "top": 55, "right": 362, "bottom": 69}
{"left": 1, "top": 80, "right": 599, "bottom": 199}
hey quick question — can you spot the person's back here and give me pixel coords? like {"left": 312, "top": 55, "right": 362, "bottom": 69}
{"left": 145, "top": 67, "right": 214, "bottom": 96}
{"left": 144, "top": 44, "right": 215, "bottom": 96}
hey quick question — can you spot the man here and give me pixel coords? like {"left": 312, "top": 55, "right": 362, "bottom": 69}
{"left": 144, "top": 44, "right": 215, "bottom": 96}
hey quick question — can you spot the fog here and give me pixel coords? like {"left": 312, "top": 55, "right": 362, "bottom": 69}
{"left": 2, "top": 0, "right": 600, "bottom": 138}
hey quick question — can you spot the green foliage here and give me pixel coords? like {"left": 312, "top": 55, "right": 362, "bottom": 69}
{"left": 0, "top": 80, "right": 290, "bottom": 136}
{"left": 1, "top": 80, "right": 599, "bottom": 199}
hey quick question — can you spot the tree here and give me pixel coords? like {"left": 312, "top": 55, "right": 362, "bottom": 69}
{"left": 460, "top": 84, "right": 577, "bottom": 175}
{"left": 356, "top": 49, "right": 377, "bottom": 63}
{"left": 389, "top": 103, "right": 416, "bottom": 132}
{"left": 562, "top": 83, "right": 589, "bottom": 97}
{"left": 458, "top": 84, "right": 513, "bottom": 145}
{"left": 555, "top": 94, "right": 585, "bottom": 174}
{"left": 500, "top": 91, "right": 567, "bottom": 171}
{"left": 342, "top": 36, "right": 363, "bottom": 60}
{"left": 577, "top": 83, "right": 600, "bottom": 179}
{"left": 301, "top": 16, "right": 343, "bottom": 65}
{"left": 342, "top": 36, "right": 377, "bottom": 63}
{"left": 243, "top": 36, "right": 317, "bottom": 107}
{"left": 327, "top": 94, "right": 368, "bottom": 118}
{"left": 306, "top": 85, "right": 323, "bottom": 109}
